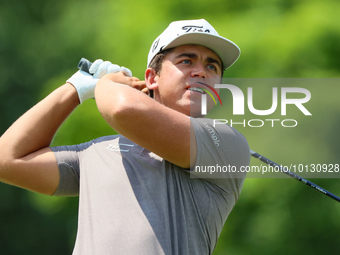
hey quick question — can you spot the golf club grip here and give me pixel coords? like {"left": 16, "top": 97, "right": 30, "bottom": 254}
{"left": 77, "top": 58, "right": 93, "bottom": 73}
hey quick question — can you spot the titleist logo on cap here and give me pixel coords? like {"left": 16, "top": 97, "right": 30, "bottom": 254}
{"left": 181, "top": 25, "right": 210, "bottom": 34}
{"left": 152, "top": 25, "right": 211, "bottom": 53}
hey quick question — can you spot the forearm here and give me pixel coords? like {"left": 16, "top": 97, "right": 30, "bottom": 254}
{"left": 0, "top": 83, "right": 79, "bottom": 161}
{"left": 95, "top": 77, "right": 192, "bottom": 168}
{"left": 0, "top": 60, "right": 126, "bottom": 194}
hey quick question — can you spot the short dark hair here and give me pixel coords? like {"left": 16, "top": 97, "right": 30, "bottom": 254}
{"left": 147, "top": 49, "right": 174, "bottom": 97}
{"left": 148, "top": 49, "right": 173, "bottom": 74}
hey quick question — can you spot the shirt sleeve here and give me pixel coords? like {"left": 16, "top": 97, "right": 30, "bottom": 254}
{"left": 51, "top": 142, "right": 92, "bottom": 197}
{"left": 190, "top": 118, "right": 250, "bottom": 186}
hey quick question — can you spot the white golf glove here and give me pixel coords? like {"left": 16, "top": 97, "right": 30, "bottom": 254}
{"left": 67, "top": 59, "right": 133, "bottom": 104}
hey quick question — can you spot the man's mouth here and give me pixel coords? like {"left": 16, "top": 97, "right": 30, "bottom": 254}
{"left": 188, "top": 87, "right": 205, "bottom": 94}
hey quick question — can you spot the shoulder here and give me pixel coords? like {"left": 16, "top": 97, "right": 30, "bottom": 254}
{"left": 191, "top": 117, "right": 250, "bottom": 177}
{"left": 51, "top": 135, "right": 123, "bottom": 158}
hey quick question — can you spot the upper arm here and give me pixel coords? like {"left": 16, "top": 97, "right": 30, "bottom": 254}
{"left": 0, "top": 147, "right": 60, "bottom": 195}
{"left": 95, "top": 80, "right": 196, "bottom": 169}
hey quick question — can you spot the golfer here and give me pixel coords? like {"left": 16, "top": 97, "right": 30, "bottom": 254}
{"left": 0, "top": 19, "right": 250, "bottom": 254}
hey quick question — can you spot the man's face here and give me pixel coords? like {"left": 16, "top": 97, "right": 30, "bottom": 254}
{"left": 152, "top": 44, "right": 222, "bottom": 117}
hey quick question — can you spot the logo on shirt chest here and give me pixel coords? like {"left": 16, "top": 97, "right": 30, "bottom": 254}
{"left": 106, "top": 143, "right": 134, "bottom": 152}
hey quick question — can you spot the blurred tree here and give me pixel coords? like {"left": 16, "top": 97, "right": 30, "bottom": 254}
{"left": 0, "top": 0, "right": 339, "bottom": 254}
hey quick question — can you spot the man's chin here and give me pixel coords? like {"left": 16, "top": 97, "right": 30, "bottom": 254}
{"left": 189, "top": 106, "right": 204, "bottom": 118}
{"left": 189, "top": 104, "right": 215, "bottom": 118}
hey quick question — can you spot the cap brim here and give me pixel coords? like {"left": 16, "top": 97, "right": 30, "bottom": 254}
{"left": 162, "top": 33, "right": 240, "bottom": 70}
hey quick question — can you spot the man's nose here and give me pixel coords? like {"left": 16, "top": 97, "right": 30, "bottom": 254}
{"left": 191, "top": 63, "right": 206, "bottom": 78}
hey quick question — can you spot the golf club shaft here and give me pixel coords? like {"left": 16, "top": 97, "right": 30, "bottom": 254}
{"left": 250, "top": 150, "right": 340, "bottom": 203}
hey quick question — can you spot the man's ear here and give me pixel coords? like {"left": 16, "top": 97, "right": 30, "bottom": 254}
{"left": 145, "top": 68, "right": 159, "bottom": 90}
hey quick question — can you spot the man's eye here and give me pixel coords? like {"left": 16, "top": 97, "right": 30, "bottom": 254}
{"left": 207, "top": 64, "right": 217, "bottom": 71}
{"left": 181, "top": 59, "right": 191, "bottom": 64}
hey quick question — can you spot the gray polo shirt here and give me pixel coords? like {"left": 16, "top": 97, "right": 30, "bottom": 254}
{"left": 51, "top": 118, "right": 250, "bottom": 255}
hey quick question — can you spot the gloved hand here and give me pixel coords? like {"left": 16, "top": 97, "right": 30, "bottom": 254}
{"left": 67, "top": 59, "right": 132, "bottom": 104}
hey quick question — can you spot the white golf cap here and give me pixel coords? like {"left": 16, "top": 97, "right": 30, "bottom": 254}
{"left": 147, "top": 19, "right": 240, "bottom": 70}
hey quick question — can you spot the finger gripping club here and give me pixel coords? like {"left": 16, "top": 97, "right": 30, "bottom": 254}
{"left": 77, "top": 58, "right": 93, "bottom": 73}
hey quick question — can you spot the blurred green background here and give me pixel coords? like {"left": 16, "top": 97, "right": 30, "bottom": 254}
{"left": 1, "top": 0, "right": 340, "bottom": 254}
